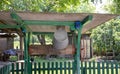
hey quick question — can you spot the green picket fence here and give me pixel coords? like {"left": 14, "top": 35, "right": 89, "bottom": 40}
{"left": 10, "top": 61, "right": 120, "bottom": 74}
{"left": 0, "top": 63, "right": 11, "bottom": 74}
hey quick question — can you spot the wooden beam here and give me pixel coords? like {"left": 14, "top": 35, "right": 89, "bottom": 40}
{"left": 70, "top": 15, "right": 93, "bottom": 30}
{"left": 0, "top": 24, "right": 22, "bottom": 29}
{"left": 81, "top": 15, "right": 93, "bottom": 25}
{"left": 32, "top": 32, "right": 54, "bottom": 35}
{"left": 10, "top": 12, "right": 23, "bottom": 24}
{"left": 24, "top": 20, "right": 74, "bottom": 26}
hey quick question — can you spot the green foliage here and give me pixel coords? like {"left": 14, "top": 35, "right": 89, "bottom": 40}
{"left": 115, "top": 54, "right": 120, "bottom": 61}
{"left": 0, "top": 0, "right": 95, "bottom": 13}
{"left": 32, "top": 35, "right": 40, "bottom": 44}
{"left": 102, "top": 0, "right": 120, "bottom": 14}
{"left": 91, "top": 19, "right": 120, "bottom": 55}
{"left": 45, "top": 34, "right": 53, "bottom": 44}
{"left": 9, "top": 56, "right": 18, "bottom": 61}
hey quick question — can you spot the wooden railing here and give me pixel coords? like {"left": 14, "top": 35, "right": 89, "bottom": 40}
{"left": 10, "top": 61, "right": 120, "bottom": 74}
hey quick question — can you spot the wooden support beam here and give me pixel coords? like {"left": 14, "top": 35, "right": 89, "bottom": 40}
{"left": 70, "top": 15, "right": 93, "bottom": 30}
{"left": 20, "top": 36, "right": 24, "bottom": 60}
{"left": 73, "top": 15, "right": 93, "bottom": 74}
{"left": 24, "top": 32, "right": 32, "bottom": 74}
{"left": 81, "top": 15, "right": 93, "bottom": 25}
{"left": 32, "top": 32, "right": 54, "bottom": 35}
{"left": 10, "top": 12, "right": 32, "bottom": 32}
{"left": 10, "top": 12, "right": 23, "bottom": 24}
{"left": 24, "top": 20, "right": 74, "bottom": 26}
{"left": 0, "top": 24, "right": 22, "bottom": 29}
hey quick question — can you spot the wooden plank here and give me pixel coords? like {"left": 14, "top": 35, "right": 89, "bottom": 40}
{"left": 85, "top": 61, "right": 87, "bottom": 74}
{"left": 16, "top": 63, "right": 19, "bottom": 74}
{"left": 81, "top": 62, "right": 84, "bottom": 74}
{"left": 56, "top": 62, "right": 58, "bottom": 74}
{"left": 106, "top": 62, "right": 109, "bottom": 74}
{"left": 60, "top": 62, "right": 62, "bottom": 74}
{"left": 102, "top": 62, "right": 105, "bottom": 74}
{"left": 51, "top": 62, "right": 54, "bottom": 74}
{"left": 115, "top": 62, "right": 118, "bottom": 74}
{"left": 64, "top": 62, "right": 67, "bottom": 74}
{"left": 97, "top": 62, "right": 100, "bottom": 74}
{"left": 89, "top": 62, "right": 91, "bottom": 74}
{"left": 0, "top": 11, "right": 118, "bottom": 34}
{"left": 12, "top": 63, "right": 14, "bottom": 74}
{"left": 111, "top": 62, "right": 114, "bottom": 74}
{"left": 34, "top": 62, "right": 37, "bottom": 74}
{"left": 43, "top": 62, "right": 45, "bottom": 74}
{"left": 21, "top": 63, "right": 24, "bottom": 74}
{"left": 68, "top": 62, "right": 71, "bottom": 74}
{"left": 38, "top": 62, "right": 41, "bottom": 74}
{"left": 28, "top": 25, "right": 70, "bottom": 32}
{"left": 47, "top": 62, "right": 50, "bottom": 74}
{"left": 93, "top": 61, "right": 95, "bottom": 74}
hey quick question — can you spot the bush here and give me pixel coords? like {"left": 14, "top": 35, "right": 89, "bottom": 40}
{"left": 114, "top": 54, "right": 120, "bottom": 61}
{"left": 9, "top": 56, "right": 18, "bottom": 62}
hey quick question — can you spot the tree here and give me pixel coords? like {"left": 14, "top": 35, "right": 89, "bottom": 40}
{"left": 0, "top": 0, "right": 95, "bottom": 13}
{"left": 103, "top": 0, "right": 120, "bottom": 14}
{"left": 90, "top": 0, "right": 120, "bottom": 56}
{"left": 91, "top": 19, "right": 120, "bottom": 55}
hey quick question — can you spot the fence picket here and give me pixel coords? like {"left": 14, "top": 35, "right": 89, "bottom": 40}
{"left": 64, "top": 62, "right": 66, "bottom": 74}
{"left": 47, "top": 62, "right": 50, "bottom": 74}
{"left": 89, "top": 62, "right": 91, "bottom": 74}
{"left": 38, "top": 62, "right": 41, "bottom": 74}
{"left": 81, "top": 62, "right": 84, "bottom": 74}
{"left": 106, "top": 62, "right": 109, "bottom": 74}
{"left": 43, "top": 62, "right": 45, "bottom": 74}
{"left": 51, "top": 62, "right": 54, "bottom": 74}
{"left": 55, "top": 62, "right": 58, "bottom": 74}
{"left": 115, "top": 62, "right": 118, "bottom": 74}
{"left": 21, "top": 62, "right": 24, "bottom": 74}
{"left": 97, "top": 62, "right": 100, "bottom": 74}
{"left": 93, "top": 61, "right": 95, "bottom": 74}
{"left": 60, "top": 62, "right": 62, "bottom": 74}
{"left": 111, "top": 62, "right": 114, "bottom": 74}
{"left": 34, "top": 62, "right": 37, "bottom": 74}
{"left": 102, "top": 62, "right": 105, "bottom": 74}
{"left": 9, "top": 61, "right": 120, "bottom": 74}
{"left": 68, "top": 62, "right": 71, "bottom": 74}
{"left": 16, "top": 63, "right": 19, "bottom": 74}
{"left": 85, "top": 61, "right": 87, "bottom": 74}
{"left": 12, "top": 63, "right": 14, "bottom": 74}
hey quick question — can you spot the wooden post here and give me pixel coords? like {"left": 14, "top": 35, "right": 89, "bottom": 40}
{"left": 20, "top": 36, "right": 24, "bottom": 60}
{"left": 24, "top": 32, "right": 32, "bottom": 74}
{"left": 73, "top": 21, "right": 83, "bottom": 74}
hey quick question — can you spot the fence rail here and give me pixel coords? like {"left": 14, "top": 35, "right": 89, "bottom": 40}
{"left": 10, "top": 61, "right": 120, "bottom": 74}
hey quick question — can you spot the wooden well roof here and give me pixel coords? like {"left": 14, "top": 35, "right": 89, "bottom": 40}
{"left": 0, "top": 11, "right": 118, "bottom": 35}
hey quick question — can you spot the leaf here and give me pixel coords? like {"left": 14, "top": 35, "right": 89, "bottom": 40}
{"left": 4, "top": 0, "right": 11, "bottom": 5}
